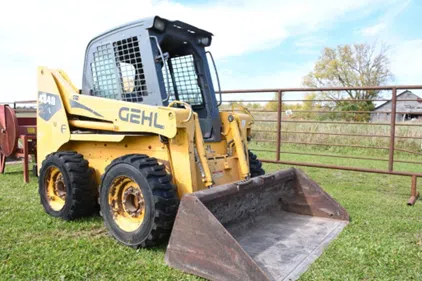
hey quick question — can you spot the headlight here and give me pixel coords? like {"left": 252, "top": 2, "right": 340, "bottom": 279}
{"left": 197, "top": 36, "right": 211, "bottom": 46}
{"left": 153, "top": 17, "right": 166, "bottom": 32}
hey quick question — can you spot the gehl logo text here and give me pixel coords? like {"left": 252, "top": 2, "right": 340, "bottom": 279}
{"left": 119, "top": 107, "right": 164, "bottom": 129}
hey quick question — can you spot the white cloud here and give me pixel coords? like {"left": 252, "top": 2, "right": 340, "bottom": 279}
{"left": 295, "top": 36, "right": 326, "bottom": 48}
{"left": 0, "top": 0, "right": 402, "bottom": 101}
{"left": 294, "top": 36, "right": 326, "bottom": 55}
{"left": 360, "top": 22, "right": 387, "bottom": 37}
{"left": 391, "top": 40, "right": 422, "bottom": 86}
{"left": 358, "top": 0, "right": 410, "bottom": 38}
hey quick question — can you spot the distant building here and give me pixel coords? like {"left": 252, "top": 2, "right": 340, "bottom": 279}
{"left": 370, "top": 90, "right": 422, "bottom": 122}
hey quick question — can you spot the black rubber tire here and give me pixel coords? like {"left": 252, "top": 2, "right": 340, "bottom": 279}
{"left": 249, "top": 150, "right": 265, "bottom": 177}
{"left": 100, "top": 154, "right": 179, "bottom": 248}
{"left": 38, "top": 151, "right": 98, "bottom": 220}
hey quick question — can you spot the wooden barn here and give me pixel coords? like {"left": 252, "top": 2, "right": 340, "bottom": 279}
{"left": 370, "top": 90, "right": 422, "bottom": 122}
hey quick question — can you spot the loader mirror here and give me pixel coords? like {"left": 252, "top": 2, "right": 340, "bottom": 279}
{"left": 151, "top": 36, "right": 171, "bottom": 102}
{"left": 206, "top": 51, "right": 222, "bottom": 106}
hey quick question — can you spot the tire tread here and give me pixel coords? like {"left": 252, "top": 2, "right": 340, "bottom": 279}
{"left": 102, "top": 154, "right": 178, "bottom": 248}
{"left": 39, "top": 151, "right": 98, "bottom": 220}
{"left": 249, "top": 150, "right": 265, "bottom": 177}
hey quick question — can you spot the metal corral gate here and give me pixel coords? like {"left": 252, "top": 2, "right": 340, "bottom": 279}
{"left": 222, "top": 85, "right": 422, "bottom": 205}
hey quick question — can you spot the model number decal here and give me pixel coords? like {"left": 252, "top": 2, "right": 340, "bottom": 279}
{"left": 38, "top": 92, "right": 62, "bottom": 121}
{"left": 39, "top": 93, "right": 56, "bottom": 106}
{"left": 118, "top": 107, "right": 165, "bottom": 129}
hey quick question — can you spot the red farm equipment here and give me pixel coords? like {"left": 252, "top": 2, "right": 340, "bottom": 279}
{"left": 0, "top": 103, "right": 37, "bottom": 182}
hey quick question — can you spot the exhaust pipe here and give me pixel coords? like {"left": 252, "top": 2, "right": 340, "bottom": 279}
{"left": 165, "top": 168, "right": 349, "bottom": 281}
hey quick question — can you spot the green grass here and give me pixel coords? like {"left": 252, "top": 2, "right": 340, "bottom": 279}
{"left": 250, "top": 141, "right": 422, "bottom": 174}
{"left": 0, "top": 165, "right": 199, "bottom": 281}
{"left": 1, "top": 157, "right": 422, "bottom": 281}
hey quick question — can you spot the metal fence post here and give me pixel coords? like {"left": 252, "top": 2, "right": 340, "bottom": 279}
{"left": 408, "top": 175, "right": 419, "bottom": 205}
{"left": 388, "top": 87, "right": 397, "bottom": 172}
{"left": 276, "top": 91, "right": 282, "bottom": 161}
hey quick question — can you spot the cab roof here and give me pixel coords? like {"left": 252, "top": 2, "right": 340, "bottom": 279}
{"left": 89, "top": 16, "right": 213, "bottom": 44}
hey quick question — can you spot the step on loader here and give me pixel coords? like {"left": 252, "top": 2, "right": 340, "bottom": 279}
{"left": 37, "top": 16, "right": 349, "bottom": 281}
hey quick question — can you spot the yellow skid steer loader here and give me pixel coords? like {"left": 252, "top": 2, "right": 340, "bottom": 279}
{"left": 37, "top": 16, "right": 349, "bottom": 281}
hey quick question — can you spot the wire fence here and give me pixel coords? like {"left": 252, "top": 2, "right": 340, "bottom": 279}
{"left": 221, "top": 85, "right": 422, "bottom": 205}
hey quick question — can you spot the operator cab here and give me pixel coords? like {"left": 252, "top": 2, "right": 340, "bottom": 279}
{"left": 82, "top": 16, "right": 222, "bottom": 141}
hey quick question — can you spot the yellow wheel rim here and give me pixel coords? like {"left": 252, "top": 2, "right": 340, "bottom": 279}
{"left": 108, "top": 176, "right": 145, "bottom": 232}
{"left": 44, "top": 166, "right": 66, "bottom": 211}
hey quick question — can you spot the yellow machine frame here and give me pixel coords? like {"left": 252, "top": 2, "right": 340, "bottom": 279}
{"left": 37, "top": 67, "right": 253, "bottom": 198}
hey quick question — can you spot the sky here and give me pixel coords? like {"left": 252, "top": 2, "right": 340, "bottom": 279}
{"left": 0, "top": 0, "right": 421, "bottom": 102}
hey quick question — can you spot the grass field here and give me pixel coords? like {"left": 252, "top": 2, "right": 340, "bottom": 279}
{"left": 1, "top": 154, "right": 422, "bottom": 281}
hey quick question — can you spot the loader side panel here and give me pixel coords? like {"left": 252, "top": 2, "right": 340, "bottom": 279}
{"left": 37, "top": 67, "right": 71, "bottom": 172}
{"left": 59, "top": 136, "right": 170, "bottom": 184}
{"left": 52, "top": 69, "right": 179, "bottom": 139}
{"left": 168, "top": 127, "right": 201, "bottom": 197}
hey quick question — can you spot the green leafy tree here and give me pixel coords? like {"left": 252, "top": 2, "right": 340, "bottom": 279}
{"left": 303, "top": 43, "right": 393, "bottom": 121}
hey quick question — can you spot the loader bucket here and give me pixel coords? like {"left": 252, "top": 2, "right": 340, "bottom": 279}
{"left": 165, "top": 168, "right": 349, "bottom": 281}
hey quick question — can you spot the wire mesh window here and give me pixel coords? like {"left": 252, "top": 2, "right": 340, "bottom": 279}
{"left": 90, "top": 37, "right": 147, "bottom": 102}
{"left": 91, "top": 44, "right": 119, "bottom": 99}
{"left": 163, "top": 55, "right": 204, "bottom": 106}
{"left": 114, "top": 37, "right": 148, "bottom": 102}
